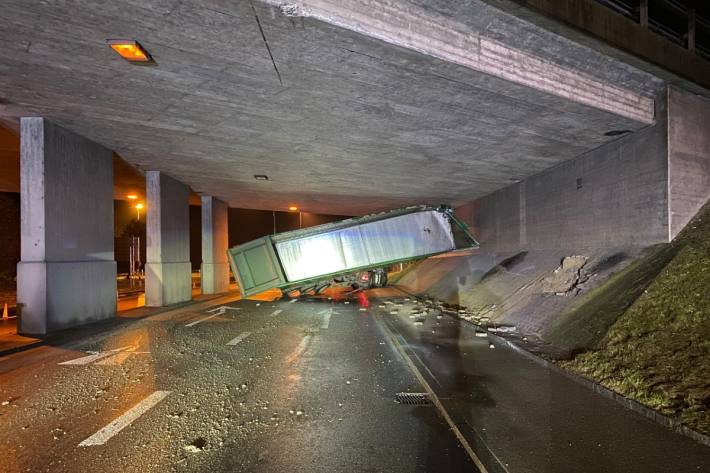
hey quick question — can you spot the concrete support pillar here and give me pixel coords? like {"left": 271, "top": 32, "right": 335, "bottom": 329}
{"left": 17, "top": 118, "right": 116, "bottom": 335}
{"left": 200, "top": 196, "right": 230, "bottom": 294}
{"left": 145, "top": 171, "right": 191, "bottom": 306}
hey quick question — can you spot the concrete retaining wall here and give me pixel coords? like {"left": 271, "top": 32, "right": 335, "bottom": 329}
{"left": 457, "top": 91, "right": 670, "bottom": 251}
{"left": 668, "top": 87, "right": 710, "bottom": 239}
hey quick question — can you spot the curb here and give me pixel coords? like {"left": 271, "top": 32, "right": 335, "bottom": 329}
{"left": 0, "top": 340, "right": 46, "bottom": 358}
{"left": 0, "top": 293, "right": 236, "bottom": 359}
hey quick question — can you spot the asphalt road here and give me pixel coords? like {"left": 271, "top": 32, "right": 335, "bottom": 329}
{"left": 0, "top": 291, "right": 708, "bottom": 473}
{"left": 0, "top": 294, "right": 475, "bottom": 473}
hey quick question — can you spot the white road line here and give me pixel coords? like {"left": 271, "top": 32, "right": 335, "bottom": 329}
{"left": 78, "top": 391, "right": 171, "bottom": 447}
{"left": 270, "top": 309, "right": 283, "bottom": 317}
{"left": 96, "top": 351, "right": 149, "bottom": 366}
{"left": 227, "top": 331, "right": 252, "bottom": 346}
{"left": 185, "top": 313, "right": 220, "bottom": 327}
{"left": 207, "top": 306, "right": 240, "bottom": 313}
{"left": 58, "top": 346, "right": 131, "bottom": 366}
{"left": 321, "top": 309, "right": 332, "bottom": 329}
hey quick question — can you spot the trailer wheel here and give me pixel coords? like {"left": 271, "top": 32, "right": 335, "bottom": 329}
{"left": 374, "top": 271, "right": 383, "bottom": 288}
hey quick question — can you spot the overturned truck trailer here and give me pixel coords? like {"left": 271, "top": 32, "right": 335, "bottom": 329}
{"left": 227, "top": 205, "right": 478, "bottom": 298}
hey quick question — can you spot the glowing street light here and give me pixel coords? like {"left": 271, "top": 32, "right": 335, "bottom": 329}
{"left": 135, "top": 203, "right": 144, "bottom": 220}
{"left": 126, "top": 194, "right": 138, "bottom": 200}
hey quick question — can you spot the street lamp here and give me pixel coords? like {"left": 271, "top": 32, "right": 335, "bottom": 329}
{"left": 135, "top": 203, "right": 144, "bottom": 220}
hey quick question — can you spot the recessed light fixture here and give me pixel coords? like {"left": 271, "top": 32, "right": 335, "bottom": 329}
{"left": 126, "top": 194, "right": 138, "bottom": 200}
{"left": 288, "top": 206, "right": 299, "bottom": 211}
{"left": 604, "top": 129, "right": 631, "bottom": 137}
{"left": 106, "top": 39, "right": 155, "bottom": 64}
{"left": 254, "top": 174, "right": 269, "bottom": 181}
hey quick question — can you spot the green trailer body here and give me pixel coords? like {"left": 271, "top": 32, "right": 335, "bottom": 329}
{"left": 227, "top": 205, "right": 478, "bottom": 298}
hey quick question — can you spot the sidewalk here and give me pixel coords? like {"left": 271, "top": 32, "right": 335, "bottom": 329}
{"left": 0, "top": 317, "right": 42, "bottom": 355}
{"left": 378, "top": 295, "right": 710, "bottom": 473}
{"left": 0, "top": 289, "right": 241, "bottom": 357}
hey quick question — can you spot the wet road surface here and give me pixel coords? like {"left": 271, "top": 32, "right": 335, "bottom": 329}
{"left": 378, "top": 295, "right": 710, "bottom": 473}
{"left": 1, "top": 291, "right": 708, "bottom": 472}
{"left": 0, "top": 294, "right": 475, "bottom": 473}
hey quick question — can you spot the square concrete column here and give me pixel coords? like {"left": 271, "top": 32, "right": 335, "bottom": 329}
{"left": 145, "top": 171, "right": 192, "bottom": 306}
{"left": 17, "top": 118, "right": 116, "bottom": 335}
{"left": 201, "top": 196, "right": 230, "bottom": 294}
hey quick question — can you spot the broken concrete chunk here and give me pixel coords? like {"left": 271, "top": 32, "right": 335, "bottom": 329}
{"left": 542, "top": 255, "right": 588, "bottom": 295}
{"left": 488, "top": 325, "right": 517, "bottom": 333}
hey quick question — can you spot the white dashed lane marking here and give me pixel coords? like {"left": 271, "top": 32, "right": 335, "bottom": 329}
{"left": 78, "top": 391, "right": 171, "bottom": 447}
{"left": 185, "top": 313, "right": 220, "bottom": 327}
{"left": 321, "top": 309, "right": 332, "bottom": 329}
{"left": 58, "top": 347, "right": 132, "bottom": 366}
{"left": 227, "top": 331, "right": 252, "bottom": 346}
{"left": 270, "top": 309, "right": 283, "bottom": 317}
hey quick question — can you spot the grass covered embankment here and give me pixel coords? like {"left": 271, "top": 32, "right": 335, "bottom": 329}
{"left": 561, "top": 202, "right": 710, "bottom": 434}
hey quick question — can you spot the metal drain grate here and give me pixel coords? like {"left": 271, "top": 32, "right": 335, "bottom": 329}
{"left": 395, "top": 392, "right": 432, "bottom": 406}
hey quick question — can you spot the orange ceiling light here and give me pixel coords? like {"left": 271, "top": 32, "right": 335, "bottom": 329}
{"left": 106, "top": 39, "right": 154, "bottom": 64}
{"left": 288, "top": 206, "right": 299, "bottom": 212}
{"left": 126, "top": 194, "right": 138, "bottom": 200}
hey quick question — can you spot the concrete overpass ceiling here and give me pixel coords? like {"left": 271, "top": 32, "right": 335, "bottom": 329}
{"left": 0, "top": 0, "right": 665, "bottom": 215}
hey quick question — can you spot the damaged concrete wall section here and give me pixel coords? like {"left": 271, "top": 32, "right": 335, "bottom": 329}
{"left": 457, "top": 86, "right": 710, "bottom": 251}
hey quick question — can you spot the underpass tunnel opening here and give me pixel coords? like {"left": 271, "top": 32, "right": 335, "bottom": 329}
{"left": 0, "top": 122, "right": 19, "bottom": 330}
